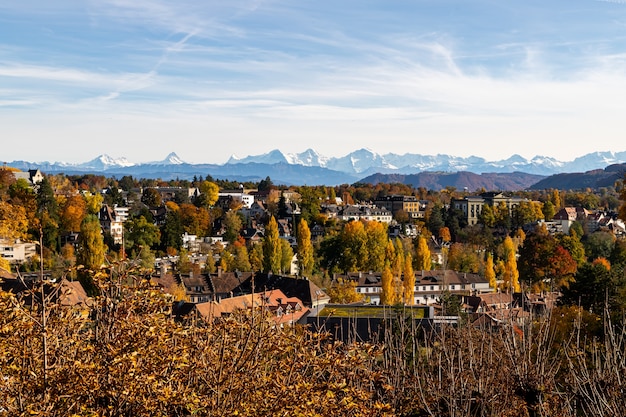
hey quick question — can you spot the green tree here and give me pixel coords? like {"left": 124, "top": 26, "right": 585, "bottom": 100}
{"left": 125, "top": 215, "right": 161, "bottom": 252}
{"left": 223, "top": 209, "right": 243, "bottom": 243}
{"left": 479, "top": 204, "right": 495, "bottom": 228}
{"left": 280, "top": 238, "right": 294, "bottom": 274}
{"left": 296, "top": 218, "right": 314, "bottom": 277}
{"left": 35, "top": 176, "right": 60, "bottom": 252}
{"left": 559, "top": 229, "right": 586, "bottom": 266}
{"left": 76, "top": 214, "right": 106, "bottom": 295}
{"left": 262, "top": 216, "right": 281, "bottom": 274}
{"left": 161, "top": 208, "right": 184, "bottom": 251}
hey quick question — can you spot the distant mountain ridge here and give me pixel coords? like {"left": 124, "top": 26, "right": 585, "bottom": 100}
{"left": 6, "top": 149, "right": 626, "bottom": 188}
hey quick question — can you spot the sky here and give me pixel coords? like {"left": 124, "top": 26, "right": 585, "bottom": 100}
{"left": 2, "top": 0, "right": 626, "bottom": 165}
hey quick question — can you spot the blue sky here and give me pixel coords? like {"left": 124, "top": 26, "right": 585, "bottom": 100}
{"left": 2, "top": 0, "right": 626, "bottom": 164}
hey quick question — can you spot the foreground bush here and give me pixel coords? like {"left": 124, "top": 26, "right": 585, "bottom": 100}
{"left": 1, "top": 265, "right": 625, "bottom": 416}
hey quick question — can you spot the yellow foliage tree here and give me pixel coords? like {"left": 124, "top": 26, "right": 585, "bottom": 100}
{"left": 502, "top": 236, "right": 520, "bottom": 293}
{"left": 403, "top": 253, "right": 415, "bottom": 305}
{"left": 485, "top": 252, "right": 497, "bottom": 292}
{"left": 415, "top": 236, "right": 431, "bottom": 271}
{"left": 0, "top": 201, "right": 29, "bottom": 241}
{"left": 380, "top": 264, "right": 395, "bottom": 305}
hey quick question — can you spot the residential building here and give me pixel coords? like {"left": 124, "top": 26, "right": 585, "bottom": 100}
{"left": 0, "top": 239, "right": 37, "bottom": 264}
{"left": 373, "top": 195, "right": 429, "bottom": 219}
{"left": 338, "top": 205, "right": 392, "bottom": 223}
{"left": 338, "top": 269, "right": 491, "bottom": 306}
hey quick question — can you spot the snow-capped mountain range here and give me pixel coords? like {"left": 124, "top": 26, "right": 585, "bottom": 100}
{"left": 226, "top": 148, "right": 626, "bottom": 176}
{"left": 7, "top": 149, "right": 626, "bottom": 186}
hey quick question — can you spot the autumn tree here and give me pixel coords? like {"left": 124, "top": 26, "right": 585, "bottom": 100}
{"left": 296, "top": 218, "right": 314, "bottom": 277}
{"left": 403, "top": 253, "right": 415, "bottom": 305}
{"left": 85, "top": 192, "right": 103, "bottom": 215}
{"left": 262, "top": 216, "right": 281, "bottom": 274}
{"left": 60, "top": 194, "right": 87, "bottom": 232}
{"left": 179, "top": 203, "right": 211, "bottom": 237}
{"left": 501, "top": 236, "right": 520, "bottom": 293}
{"left": 414, "top": 236, "right": 431, "bottom": 271}
{"left": 0, "top": 201, "right": 29, "bottom": 241}
{"left": 196, "top": 180, "right": 219, "bottom": 208}
{"left": 249, "top": 242, "right": 264, "bottom": 272}
{"left": 485, "top": 252, "right": 497, "bottom": 291}
{"left": 141, "top": 187, "right": 162, "bottom": 207}
{"left": 326, "top": 278, "right": 363, "bottom": 303}
{"left": 447, "top": 243, "right": 480, "bottom": 273}
{"left": 339, "top": 220, "right": 367, "bottom": 272}
{"left": 364, "top": 221, "right": 388, "bottom": 272}
{"left": 380, "top": 264, "right": 395, "bottom": 305}
{"left": 518, "top": 227, "right": 577, "bottom": 292}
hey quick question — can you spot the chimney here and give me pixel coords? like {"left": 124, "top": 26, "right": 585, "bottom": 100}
{"left": 217, "top": 266, "right": 222, "bottom": 278}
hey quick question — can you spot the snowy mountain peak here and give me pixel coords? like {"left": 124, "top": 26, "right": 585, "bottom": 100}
{"left": 151, "top": 152, "right": 185, "bottom": 165}
{"left": 78, "top": 154, "right": 135, "bottom": 170}
{"left": 225, "top": 149, "right": 288, "bottom": 165}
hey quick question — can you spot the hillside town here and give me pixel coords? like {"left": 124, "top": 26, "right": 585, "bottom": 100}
{"left": 2, "top": 166, "right": 626, "bottom": 415}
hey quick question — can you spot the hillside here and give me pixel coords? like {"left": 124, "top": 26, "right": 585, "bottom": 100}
{"left": 529, "top": 163, "right": 626, "bottom": 190}
{"left": 359, "top": 171, "right": 546, "bottom": 191}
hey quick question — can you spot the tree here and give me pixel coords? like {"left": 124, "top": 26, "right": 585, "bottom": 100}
{"left": 339, "top": 221, "right": 367, "bottom": 272}
{"left": 60, "top": 194, "right": 87, "bottom": 232}
{"left": 280, "top": 238, "right": 294, "bottom": 274}
{"left": 559, "top": 229, "right": 586, "bottom": 266}
{"left": 542, "top": 201, "right": 556, "bottom": 221}
{"left": 249, "top": 243, "right": 264, "bottom": 272}
{"left": 380, "top": 264, "right": 395, "bottom": 305}
{"left": 197, "top": 180, "right": 219, "bottom": 208}
{"left": 296, "top": 218, "right": 314, "bottom": 277}
{"left": 447, "top": 243, "right": 480, "bottom": 273}
{"left": 502, "top": 236, "right": 520, "bottom": 293}
{"left": 141, "top": 188, "right": 162, "bottom": 207}
{"left": 85, "top": 192, "right": 103, "bottom": 215}
{"left": 161, "top": 208, "right": 184, "bottom": 252}
{"left": 403, "top": 253, "right": 415, "bottom": 305}
{"left": 178, "top": 203, "right": 211, "bottom": 237}
{"left": 560, "top": 262, "right": 613, "bottom": 314}
{"left": 439, "top": 227, "right": 451, "bottom": 245}
{"left": 584, "top": 231, "right": 615, "bottom": 261}
{"left": 0, "top": 201, "right": 29, "bottom": 241}
{"left": 485, "top": 252, "right": 497, "bottom": 291}
{"left": 125, "top": 215, "right": 161, "bottom": 253}
{"left": 364, "top": 221, "right": 388, "bottom": 272}
{"left": 223, "top": 209, "right": 243, "bottom": 243}
{"left": 262, "top": 216, "right": 281, "bottom": 274}
{"left": 76, "top": 214, "right": 105, "bottom": 270}
{"left": 479, "top": 204, "right": 495, "bottom": 228}
{"left": 415, "top": 236, "right": 431, "bottom": 271}
{"left": 325, "top": 278, "right": 363, "bottom": 304}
